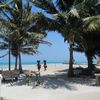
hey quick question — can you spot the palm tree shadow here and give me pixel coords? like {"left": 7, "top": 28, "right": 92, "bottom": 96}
{"left": 6, "top": 69, "right": 96, "bottom": 90}
{"left": 41, "top": 74, "right": 77, "bottom": 90}
{"left": 40, "top": 69, "right": 96, "bottom": 90}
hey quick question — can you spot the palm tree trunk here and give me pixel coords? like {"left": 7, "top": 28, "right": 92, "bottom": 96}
{"left": 68, "top": 43, "right": 74, "bottom": 77}
{"left": 15, "top": 56, "right": 18, "bottom": 70}
{"left": 19, "top": 53, "right": 23, "bottom": 73}
{"left": 97, "top": 57, "right": 100, "bottom": 65}
{"left": 8, "top": 42, "right": 11, "bottom": 71}
{"left": 87, "top": 55, "right": 93, "bottom": 74}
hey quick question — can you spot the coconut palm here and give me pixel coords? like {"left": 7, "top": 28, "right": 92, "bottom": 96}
{"left": 73, "top": 30, "right": 100, "bottom": 74}
{"left": 67, "top": 1, "right": 100, "bottom": 74}
{"left": 0, "top": 24, "right": 12, "bottom": 71}
{"left": 72, "top": 3, "right": 100, "bottom": 73}
{"left": 0, "top": 0, "right": 51, "bottom": 73}
{"left": 30, "top": 0, "right": 86, "bottom": 77}
{"left": 30, "top": 0, "right": 100, "bottom": 76}
{"left": 30, "top": 0, "right": 79, "bottom": 77}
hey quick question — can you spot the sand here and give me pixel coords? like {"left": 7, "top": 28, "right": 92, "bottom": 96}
{"left": 1, "top": 64, "right": 100, "bottom": 100}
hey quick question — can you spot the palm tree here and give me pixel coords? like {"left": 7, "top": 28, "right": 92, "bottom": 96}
{"left": 30, "top": 0, "right": 88, "bottom": 76}
{"left": 30, "top": 0, "right": 79, "bottom": 77}
{"left": 68, "top": 0, "right": 100, "bottom": 74}
{"left": 0, "top": 0, "right": 51, "bottom": 73}
{"left": 0, "top": 32, "right": 11, "bottom": 71}
{"left": 73, "top": 30, "right": 100, "bottom": 74}
{"left": 73, "top": 2, "right": 100, "bottom": 73}
{"left": 30, "top": 0, "right": 100, "bottom": 76}
{"left": 81, "top": 2, "right": 100, "bottom": 72}
{"left": 0, "top": 0, "right": 13, "bottom": 71}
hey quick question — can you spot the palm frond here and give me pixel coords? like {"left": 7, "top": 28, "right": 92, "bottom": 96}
{"left": 30, "top": 0, "right": 58, "bottom": 14}
{"left": 83, "top": 15, "right": 100, "bottom": 31}
{"left": 56, "top": 0, "right": 74, "bottom": 11}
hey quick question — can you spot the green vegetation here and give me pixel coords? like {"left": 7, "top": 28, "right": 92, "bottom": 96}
{"left": 0, "top": 97, "right": 3, "bottom": 100}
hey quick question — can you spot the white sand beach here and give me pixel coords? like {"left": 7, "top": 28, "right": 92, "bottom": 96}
{"left": 1, "top": 64, "right": 100, "bottom": 100}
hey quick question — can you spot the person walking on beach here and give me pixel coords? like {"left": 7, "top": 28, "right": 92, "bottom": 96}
{"left": 43, "top": 60, "right": 47, "bottom": 71}
{"left": 37, "top": 60, "right": 41, "bottom": 72}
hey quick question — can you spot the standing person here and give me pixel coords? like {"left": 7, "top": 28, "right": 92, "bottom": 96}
{"left": 37, "top": 60, "right": 41, "bottom": 72}
{"left": 43, "top": 60, "right": 47, "bottom": 71}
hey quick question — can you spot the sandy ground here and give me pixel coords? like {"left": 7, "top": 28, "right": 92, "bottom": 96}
{"left": 1, "top": 64, "right": 100, "bottom": 100}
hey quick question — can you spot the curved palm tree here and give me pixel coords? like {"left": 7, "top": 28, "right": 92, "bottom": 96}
{"left": 30, "top": 0, "right": 79, "bottom": 77}
{"left": 30, "top": 0, "right": 85, "bottom": 77}
{"left": 30, "top": 0, "right": 100, "bottom": 76}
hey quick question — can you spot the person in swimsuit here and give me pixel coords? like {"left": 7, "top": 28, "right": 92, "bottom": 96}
{"left": 37, "top": 60, "right": 41, "bottom": 71}
{"left": 43, "top": 60, "right": 47, "bottom": 71}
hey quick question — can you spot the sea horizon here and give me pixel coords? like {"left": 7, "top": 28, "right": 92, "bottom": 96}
{"left": 0, "top": 61, "right": 89, "bottom": 65}
{"left": 0, "top": 60, "right": 97, "bottom": 69}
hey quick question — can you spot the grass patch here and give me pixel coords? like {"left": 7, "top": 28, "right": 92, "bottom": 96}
{"left": 0, "top": 97, "right": 3, "bottom": 100}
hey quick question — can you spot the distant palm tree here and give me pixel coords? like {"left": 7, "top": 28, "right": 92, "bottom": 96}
{"left": 0, "top": 32, "right": 11, "bottom": 71}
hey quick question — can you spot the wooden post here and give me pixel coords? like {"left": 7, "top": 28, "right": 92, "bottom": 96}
{"left": 95, "top": 74, "right": 100, "bottom": 86}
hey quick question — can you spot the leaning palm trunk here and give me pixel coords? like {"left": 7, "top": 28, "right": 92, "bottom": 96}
{"left": 68, "top": 43, "right": 74, "bottom": 77}
{"left": 15, "top": 56, "right": 18, "bottom": 70}
{"left": 19, "top": 53, "right": 23, "bottom": 73}
{"left": 8, "top": 42, "right": 11, "bottom": 71}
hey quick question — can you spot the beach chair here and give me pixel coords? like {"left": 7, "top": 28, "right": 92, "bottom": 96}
{"left": 74, "top": 67, "right": 83, "bottom": 76}
{"left": 2, "top": 70, "right": 20, "bottom": 85}
{"left": 17, "top": 74, "right": 27, "bottom": 85}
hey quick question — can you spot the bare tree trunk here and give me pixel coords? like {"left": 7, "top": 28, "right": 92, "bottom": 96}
{"left": 68, "top": 43, "right": 74, "bottom": 77}
{"left": 8, "top": 42, "right": 11, "bottom": 71}
{"left": 15, "top": 56, "right": 18, "bottom": 70}
{"left": 19, "top": 53, "right": 23, "bottom": 73}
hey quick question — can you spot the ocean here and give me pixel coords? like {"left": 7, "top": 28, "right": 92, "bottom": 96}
{"left": 0, "top": 60, "right": 96, "bottom": 69}
{"left": 0, "top": 62, "right": 63, "bottom": 69}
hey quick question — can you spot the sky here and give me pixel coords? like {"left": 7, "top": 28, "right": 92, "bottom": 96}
{"left": 33, "top": 31, "right": 89, "bottom": 63}
{"left": 0, "top": 31, "right": 89, "bottom": 64}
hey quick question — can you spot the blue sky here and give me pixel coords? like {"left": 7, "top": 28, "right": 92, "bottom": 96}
{"left": 34, "top": 31, "right": 88, "bottom": 63}
{"left": 0, "top": 31, "right": 89, "bottom": 64}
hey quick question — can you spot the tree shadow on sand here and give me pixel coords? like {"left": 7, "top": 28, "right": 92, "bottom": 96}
{"left": 6, "top": 69, "right": 96, "bottom": 91}
{"left": 40, "top": 69, "right": 96, "bottom": 90}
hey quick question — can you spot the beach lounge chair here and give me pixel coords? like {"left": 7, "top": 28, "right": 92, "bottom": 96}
{"left": 74, "top": 67, "right": 83, "bottom": 76}
{"left": 17, "top": 73, "right": 27, "bottom": 85}
{"left": 2, "top": 70, "right": 20, "bottom": 84}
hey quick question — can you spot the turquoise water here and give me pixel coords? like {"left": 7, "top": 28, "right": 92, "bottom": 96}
{"left": 0, "top": 60, "right": 96, "bottom": 68}
{"left": 0, "top": 62, "right": 63, "bottom": 68}
{"left": 0, "top": 61, "right": 62, "bottom": 65}
{"left": 0, "top": 61, "right": 88, "bottom": 65}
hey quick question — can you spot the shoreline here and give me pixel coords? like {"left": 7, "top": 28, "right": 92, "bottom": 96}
{"left": 0, "top": 64, "right": 89, "bottom": 72}
{"left": 0, "top": 63, "right": 88, "bottom": 68}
